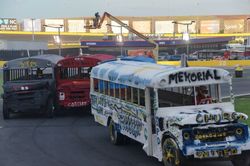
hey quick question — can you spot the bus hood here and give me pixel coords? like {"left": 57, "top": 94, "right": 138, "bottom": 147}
{"left": 156, "top": 102, "right": 248, "bottom": 126}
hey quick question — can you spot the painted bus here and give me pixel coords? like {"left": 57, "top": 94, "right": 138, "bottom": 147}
{"left": 2, "top": 54, "right": 63, "bottom": 119}
{"left": 55, "top": 54, "right": 115, "bottom": 110}
{"left": 90, "top": 60, "right": 250, "bottom": 166}
{"left": 193, "top": 49, "right": 246, "bottom": 60}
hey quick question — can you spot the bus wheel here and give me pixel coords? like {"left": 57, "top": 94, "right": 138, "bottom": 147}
{"left": 3, "top": 102, "right": 10, "bottom": 119}
{"left": 46, "top": 98, "right": 54, "bottom": 118}
{"left": 231, "top": 151, "right": 250, "bottom": 166}
{"left": 162, "top": 138, "right": 185, "bottom": 166}
{"left": 108, "top": 120, "right": 124, "bottom": 145}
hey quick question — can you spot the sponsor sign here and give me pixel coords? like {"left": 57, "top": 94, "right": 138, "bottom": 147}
{"left": 132, "top": 21, "right": 151, "bottom": 34}
{"left": 0, "top": 18, "right": 17, "bottom": 31}
{"left": 155, "top": 21, "right": 174, "bottom": 34}
{"left": 224, "top": 19, "right": 244, "bottom": 33}
{"left": 22, "top": 19, "right": 41, "bottom": 32}
{"left": 111, "top": 20, "right": 129, "bottom": 34}
{"left": 68, "top": 19, "right": 86, "bottom": 32}
{"left": 44, "top": 19, "right": 64, "bottom": 32}
{"left": 200, "top": 20, "right": 220, "bottom": 33}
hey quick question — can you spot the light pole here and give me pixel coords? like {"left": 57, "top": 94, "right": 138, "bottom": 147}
{"left": 31, "top": 18, "right": 35, "bottom": 41}
{"left": 172, "top": 21, "right": 195, "bottom": 55}
{"left": 43, "top": 24, "right": 63, "bottom": 56}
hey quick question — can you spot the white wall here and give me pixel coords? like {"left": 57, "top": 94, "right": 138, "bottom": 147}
{"left": 1, "top": 0, "right": 250, "bottom": 19}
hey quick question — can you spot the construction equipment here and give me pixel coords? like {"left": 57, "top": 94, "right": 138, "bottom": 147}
{"left": 85, "top": 12, "right": 159, "bottom": 61}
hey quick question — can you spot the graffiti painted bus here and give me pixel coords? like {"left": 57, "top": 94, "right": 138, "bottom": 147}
{"left": 90, "top": 60, "right": 250, "bottom": 166}
{"left": 55, "top": 54, "right": 115, "bottom": 110}
{"left": 2, "top": 54, "right": 63, "bottom": 119}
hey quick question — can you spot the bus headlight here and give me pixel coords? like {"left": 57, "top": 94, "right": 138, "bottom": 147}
{"left": 183, "top": 132, "right": 190, "bottom": 140}
{"left": 59, "top": 92, "right": 65, "bottom": 100}
{"left": 236, "top": 128, "right": 243, "bottom": 136}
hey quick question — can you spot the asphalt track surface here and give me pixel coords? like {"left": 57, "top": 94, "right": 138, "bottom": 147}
{"left": 0, "top": 69, "right": 249, "bottom": 166}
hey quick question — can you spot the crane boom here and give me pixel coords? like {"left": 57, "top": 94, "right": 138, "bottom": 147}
{"left": 86, "top": 12, "right": 159, "bottom": 61}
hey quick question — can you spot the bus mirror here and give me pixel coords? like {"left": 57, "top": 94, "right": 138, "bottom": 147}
{"left": 223, "top": 74, "right": 232, "bottom": 81}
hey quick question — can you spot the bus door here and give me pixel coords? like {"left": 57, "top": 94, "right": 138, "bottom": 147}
{"left": 145, "top": 88, "right": 158, "bottom": 156}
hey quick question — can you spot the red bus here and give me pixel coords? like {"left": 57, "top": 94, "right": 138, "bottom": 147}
{"left": 55, "top": 54, "right": 115, "bottom": 110}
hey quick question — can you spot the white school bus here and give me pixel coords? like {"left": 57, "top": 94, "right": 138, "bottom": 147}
{"left": 90, "top": 60, "right": 250, "bottom": 166}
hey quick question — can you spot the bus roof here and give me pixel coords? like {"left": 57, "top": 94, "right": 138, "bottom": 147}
{"left": 56, "top": 54, "right": 115, "bottom": 67}
{"left": 4, "top": 54, "right": 63, "bottom": 69}
{"left": 91, "top": 60, "right": 231, "bottom": 89}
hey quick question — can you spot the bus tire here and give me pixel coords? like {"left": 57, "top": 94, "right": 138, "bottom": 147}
{"left": 162, "top": 137, "right": 186, "bottom": 166}
{"left": 108, "top": 119, "right": 124, "bottom": 145}
{"left": 46, "top": 98, "right": 54, "bottom": 118}
{"left": 3, "top": 102, "right": 10, "bottom": 120}
{"left": 231, "top": 151, "right": 250, "bottom": 166}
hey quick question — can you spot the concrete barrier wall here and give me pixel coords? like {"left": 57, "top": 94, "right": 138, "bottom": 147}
{"left": 0, "top": 60, "right": 250, "bottom": 68}
{"left": 158, "top": 60, "right": 250, "bottom": 67}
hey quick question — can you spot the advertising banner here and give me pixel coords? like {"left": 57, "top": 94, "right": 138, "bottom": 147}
{"left": 0, "top": 18, "right": 17, "bottom": 31}
{"left": 111, "top": 20, "right": 129, "bottom": 34}
{"left": 68, "top": 20, "right": 86, "bottom": 32}
{"left": 224, "top": 19, "right": 244, "bottom": 33}
{"left": 132, "top": 21, "right": 151, "bottom": 34}
{"left": 22, "top": 19, "right": 41, "bottom": 32}
{"left": 200, "top": 20, "right": 220, "bottom": 33}
{"left": 155, "top": 21, "right": 174, "bottom": 34}
{"left": 44, "top": 19, "right": 65, "bottom": 32}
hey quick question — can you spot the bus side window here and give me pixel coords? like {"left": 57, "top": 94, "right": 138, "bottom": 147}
{"left": 126, "top": 86, "right": 132, "bottom": 102}
{"left": 132, "top": 88, "right": 138, "bottom": 105}
{"left": 104, "top": 81, "right": 108, "bottom": 95}
{"left": 107, "top": 81, "right": 110, "bottom": 96}
{"left": 120, "top": 85, "right": 126, "bottom": 100}
{"left": 139, "top": 89, "right": 145, "bottom": 107}
{"left": 99, "top": 80, "right": 104, "bottom": 94}
{"left": 93, "top": 79, "right": 99, "bottom": 92}
{"left": 115, "top": 83, "right": 120, "bottom": 98}
{"left": 109, "top": 82, "right": 115, "bottom": 97}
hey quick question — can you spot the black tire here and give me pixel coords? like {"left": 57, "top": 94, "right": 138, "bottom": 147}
{"left": 231, "top": 151, "right": 250, "bottom": 166}
{"left": 46, "top": 98, "right": 54, "bottom": 118}
{"left": 108, "top": 120, "right": 125, "bottom": 145}
{"left": 162, "top": 137, "right": 187, "bottom": 166}
{"left": 3, "top": 102, "right": 10, "bottom": 120}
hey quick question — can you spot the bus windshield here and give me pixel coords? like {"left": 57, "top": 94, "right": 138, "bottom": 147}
{"left": 158, "top": 84, "right": 229, "bottom": 108}
{"left": 5, "top": 67, "right": 53, "bottom": 82}
{"left": 59, "top": 67, "right": 91, "bottom": 80}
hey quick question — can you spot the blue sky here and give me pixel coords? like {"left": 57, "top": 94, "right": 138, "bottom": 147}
{"left": 1, "top": 0, "right": 250, "bottom": 19}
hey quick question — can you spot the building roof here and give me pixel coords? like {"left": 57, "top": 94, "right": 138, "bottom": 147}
{"left": 91, "top": 60, "right": 231, "bottom": 89}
